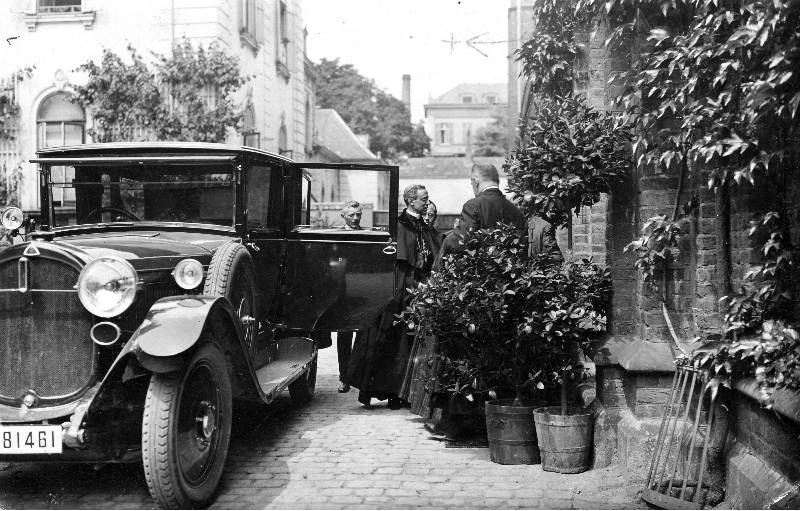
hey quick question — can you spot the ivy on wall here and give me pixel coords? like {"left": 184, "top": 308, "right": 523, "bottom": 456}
{"left": 74, "top": 40, "right": 247, "bottom": 143}
{"left": 518, "top": 0, "right": 800, "bottom": 404}
{"left": 0, "top": 68, "right": 33, "bottom": 141}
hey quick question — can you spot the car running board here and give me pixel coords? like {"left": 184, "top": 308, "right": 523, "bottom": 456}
{"left": 254, "top": 336, "right": 316, "bottom": 401}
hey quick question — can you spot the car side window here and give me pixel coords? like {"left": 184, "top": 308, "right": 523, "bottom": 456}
{"left": 298, "top": 166, "right": 391, "bottom": 232}
{"left": 246, "top": 164, "right": 279, "bottom": 230}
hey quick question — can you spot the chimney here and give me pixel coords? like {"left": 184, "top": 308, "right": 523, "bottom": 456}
{"left": 401, "top": 74, "right": 411, "bottom": 116}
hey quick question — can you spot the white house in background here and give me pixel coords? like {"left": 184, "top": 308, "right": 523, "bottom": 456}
{"left": 423, "top": 83, "right": 507, "bottom": 157}
{"left": 0, "top": 0, "right": 310, "bottom": 213}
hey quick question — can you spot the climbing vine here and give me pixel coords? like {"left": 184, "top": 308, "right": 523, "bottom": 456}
{"left": 0, "top": 67, "right": 33, "bottom": 141}
{"left": 74, "top": 39, "right": 247, "bottom": 143}
{"left": 517, "top": 0, "right": 800, "bottom": 404}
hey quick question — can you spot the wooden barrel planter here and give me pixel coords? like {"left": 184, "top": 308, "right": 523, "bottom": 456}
{"left": 485, "top": 399, "right": 541, "bottom": 465}
{"left": 533, "top": 406, "right": 594, "bottom": 473}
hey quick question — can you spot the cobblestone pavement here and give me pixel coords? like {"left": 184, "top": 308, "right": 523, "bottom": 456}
{"left": 0, "top": 341, "right": 644, "bottom": 509}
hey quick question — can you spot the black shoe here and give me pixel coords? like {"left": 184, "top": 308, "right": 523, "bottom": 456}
{"left": 387, "top": 397, "right": 403, "bottom": 410}
{"left": 338, "top": 383, "right": 350, "bottom": 393}
{"left": 424, "top": 423, "right": 447, "bottom": 437}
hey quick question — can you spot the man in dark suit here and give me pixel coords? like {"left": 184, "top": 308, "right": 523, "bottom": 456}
{"left": 439, "top": 163, "right": 562, "bottom": 263}
{"left": 437, "top": 163, "right": 527, "bottom": 265}
{"left": 426, "top": 164, "right": 562, "bottom": 439}
{"left": 336, "top": 200, "right": 364, "bottom": 393}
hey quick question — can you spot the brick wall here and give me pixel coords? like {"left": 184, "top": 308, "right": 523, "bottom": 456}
{"left": 731, "top": 392, "right": 800, "bottom": 482}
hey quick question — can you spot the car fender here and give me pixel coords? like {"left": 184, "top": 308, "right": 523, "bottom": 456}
{"left": 128, "top": 295, "right": 250, "bottom": 372}
{"left": 76, "top": 296, "right": 252, "bottom": 448}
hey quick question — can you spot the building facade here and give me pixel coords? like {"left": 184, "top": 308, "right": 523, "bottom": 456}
{"left": 0, "top": 0, "right": 311, "bottom": 212}
{"left": 506, "top": 0, "right": 536, "bottom": 146}
{"left": 422, "top": 83, "right": 507, "bottom": 157}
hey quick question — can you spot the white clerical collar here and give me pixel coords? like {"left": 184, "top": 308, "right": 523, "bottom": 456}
{"left": 481, "top": 185, "right": 500, "bottom": 192}
{"left": 406, "top": 209, "right": 421, "bottom": 219}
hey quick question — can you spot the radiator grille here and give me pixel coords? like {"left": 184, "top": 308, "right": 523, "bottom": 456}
{"left": 0, "top": 257, "right": 94, "bottom": 401}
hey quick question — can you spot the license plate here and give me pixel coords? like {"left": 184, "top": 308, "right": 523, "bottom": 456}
{"left": 0, "top": 425, "right": 62, "bottom": 454}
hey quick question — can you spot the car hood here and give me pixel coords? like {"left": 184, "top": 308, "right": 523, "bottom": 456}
{"left": 54, "top": 233, "right": 217, "bottom": 269}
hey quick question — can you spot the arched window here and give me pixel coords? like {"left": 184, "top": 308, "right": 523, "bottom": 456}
{"left": 37, "top": 92, "right": 85, "bottom": 207}
{"left": 278, "top": 123, "right": 290, "bottom": 157}
{"left": 37, "top": 91, "right": 85, "bottom": 149}
{"left": 242, "top": 105, "right": 260, "bottom": 148}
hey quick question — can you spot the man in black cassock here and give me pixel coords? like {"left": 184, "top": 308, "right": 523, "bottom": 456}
{"left": 344, "top": 184, "right": 440, "bottom": 409}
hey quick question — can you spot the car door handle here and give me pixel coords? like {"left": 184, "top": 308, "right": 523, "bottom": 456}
{"left": 382, "top": 241, "right": 397, "bottom": 255}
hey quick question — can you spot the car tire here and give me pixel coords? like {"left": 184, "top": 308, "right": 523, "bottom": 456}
{"left": 204, "top": 242, "right": 259, "bottom": 347}
{"left": 142, "top": 342, "right": 233, "bottom": 509}
{"left": 288, "top": 357, "right": 317, "bottom": 406}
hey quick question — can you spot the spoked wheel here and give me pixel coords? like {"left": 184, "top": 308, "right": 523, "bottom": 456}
{"left": 288, "top": 357, "right": 317, "bottom": 406}
{"left": 142, "top": 342, "right": 232, "bottom": 509}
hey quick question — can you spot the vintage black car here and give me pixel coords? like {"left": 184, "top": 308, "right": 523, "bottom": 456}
{"left": 0, "top": 143, "right": 398, "bottom": 508}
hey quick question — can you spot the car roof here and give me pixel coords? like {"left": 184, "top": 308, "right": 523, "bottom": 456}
{"left": 34, "top": 142, "right": 295, "bottom": 163}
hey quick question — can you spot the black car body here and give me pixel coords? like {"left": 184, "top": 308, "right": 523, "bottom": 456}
{"left": 0, "top": 142, "right": 398, "bottom": 508}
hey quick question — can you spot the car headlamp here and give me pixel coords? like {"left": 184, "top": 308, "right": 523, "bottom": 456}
{"left": 1, "top": 207, "right": 24, "bottom": 230}
{"left": 172, "top": 258, "right": 204, "bottom": 290}
{"left": 77, "top": 257, "right": 138, "bottom": 318}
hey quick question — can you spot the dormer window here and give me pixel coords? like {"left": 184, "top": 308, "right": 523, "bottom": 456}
{"left": 461, "top": 95, "right": 474, "bottom": 104}
{"left": 485, "top": 95, "right": 497, "bottom": 104}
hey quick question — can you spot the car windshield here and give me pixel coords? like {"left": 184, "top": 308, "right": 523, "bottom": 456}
{"left": 49, "top": 164, "right": 234, "bottom": 227}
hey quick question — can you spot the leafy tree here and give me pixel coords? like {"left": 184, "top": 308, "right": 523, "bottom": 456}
{"left": 505, "top": 95, "right": 630, "bottom": 228}
{"left": 74, "top": 45, "right": 162, "bottom": 142}
{"left": 74, "top": 40, "right": 246, "bottom": 143}
{"left": 472, "top": 115, "right": 509, "bottom": 157}
{"left": 311, "top": 58, "right": 429, "bottom": 159}
{"left": 157, "top": 39, "right": 247, "bottom": 142}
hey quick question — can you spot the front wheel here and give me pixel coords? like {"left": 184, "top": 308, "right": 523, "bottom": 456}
{"left": 142, "top": 342, "right": 233, "bottom": 509}
{"left": 288, "top": 357, "right": 317, "bottom": 406}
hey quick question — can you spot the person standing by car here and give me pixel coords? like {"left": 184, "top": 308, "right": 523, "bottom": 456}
{"left": 422, "top": 163, "right": 560, "bottom": 440}
{"left": 436, "top": 163, "right": 528, "bottom": 266}
{"left": 345, "top": 184, "right": 439, "bottom": 409}
{"left": 335, "top": 200, "right": 364, "bottom": 393}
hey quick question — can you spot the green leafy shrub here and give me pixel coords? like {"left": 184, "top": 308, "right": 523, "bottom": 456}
{"left": 505, "top": 95, "right": 630, "bottom": 228}
{"left": 74, "top": 40, "right": 247, "bottom": 143}
{"left": 401, "top": 224, "right": 611, "bottom": 405}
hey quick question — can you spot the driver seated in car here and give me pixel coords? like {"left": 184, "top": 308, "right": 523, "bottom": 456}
{"left": 340, "top": 200, "right": 363, "bottom": 230}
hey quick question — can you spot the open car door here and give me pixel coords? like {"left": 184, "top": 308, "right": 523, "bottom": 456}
{"left": 281, "top": 162, "right": 399, "bottom": 333}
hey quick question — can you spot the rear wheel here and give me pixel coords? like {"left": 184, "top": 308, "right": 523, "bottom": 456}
{"left": 142, "top": 342, "right": 232, "bottom": 509}
{"left": 288, "top": 357, "right": 317, "bottom": 405}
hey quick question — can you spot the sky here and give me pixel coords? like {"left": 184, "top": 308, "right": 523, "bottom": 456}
{"left": 302, "top": 0, "right": 513, "bottom": 122}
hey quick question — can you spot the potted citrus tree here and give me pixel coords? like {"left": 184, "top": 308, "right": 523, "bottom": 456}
{"left": 527, "top": 258, "right": 611, "bottom": 473}
{"left": 402, "top": 224, "right": 610, "bottom": 465}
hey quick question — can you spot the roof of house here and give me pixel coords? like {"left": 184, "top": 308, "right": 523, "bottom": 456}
{"left": 429, "top": 83, "right": 508, "bottom": 105}
{"left": 400, "top": 156, "right": 508, "bottom": 179}
{"left": 314, "top": 109, "right": 379, "bottom": 162}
